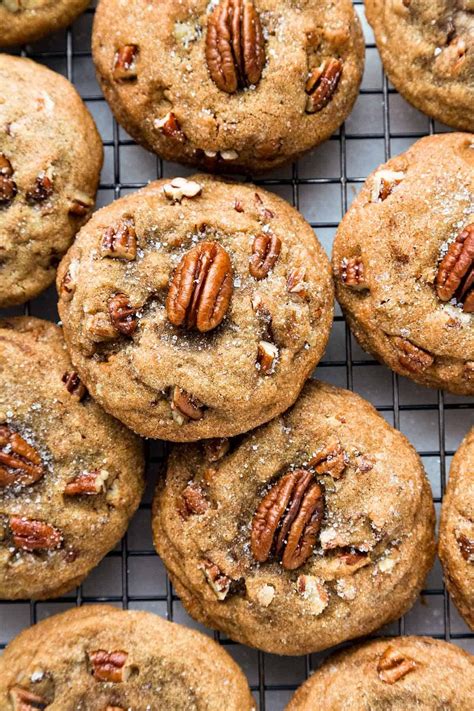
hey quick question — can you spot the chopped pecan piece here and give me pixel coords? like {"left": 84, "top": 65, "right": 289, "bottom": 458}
{"left": 0, "top": 153, "right": 17, "bottom": 206}
{"left": 204, "top": 437, "right": 230, "bottom": 462}
{"left": 171, "top": 387, "right": 204, "bottom": 423}
{"left": 64, "top": 469, "right": 109, "bottom": 496}
{"left": 251, "top": 469, "right": 324, "bottom": 570}
{"left": 257, "top": 340, "right": 278, "bottom": 374}
{"left": 9, "top": 686, "right": 47, "bottom": 710}
{"left": 205, "top": 0, "right": 265, "bottom": 94}
{"left": 201, "top": 559, "right": 232, "bottom": 600}
{"left": 287, "top": 267, "right": 308, "bottom": 298}
{"left": 234, "top": 199, "right": 244, "bottom": 213}
{"left": 308, "top": 440, "right": 346, "bottom": 479}
{"left": 89, "top": 650, "right": 129, "bottom": 682}
{"left": 340, "top": 256, "right": 368, "bottom": 290}
{"left": 60, "top": 260, "right": 79, "bottom": 302}
{"left": 163, "top": 177, "right": 202, "bottom": 202}
{"left": 371, "top": 170, "right": 405, "bottom": 202}
{"left": 305, "top": 58, "right": 343, "bottom": 114}
{"left": 180, "top": 482, "right": 209, "bottom": 518}
{"left": 377, "top": 646, "right": 417, "bottom": 684}
{"left": 0, "top": 425, "right": 44, "bottom": 488}
{"left": 101, "top": 218, "right": 137, "bottom": 261}
{"left": 113, "top": 44, "right": 139, "bottom": 81}
{"left": 435, "top": 224, "right": 474, "bottom": 312}
{"left": 336, "top": 548, "right": 370, "bottom": 570}
{"left": 296, "top": 575, "right": 329, "bottom": 615}
{"left": 166, "top": 241, "right": 233, "bottom": 332}
{"left": 69, "top": 195, "right": 93, "bottom": 216}
{"left": 457, "top": 532, "right": 474, "bottom": 562}
{"left": 62, "top": 371, "right": 87, "bottom": 401}
{"left": 10, "top": 516, "right": 62, "bottom": 551}
{"left": 249, "top": 232, "right": 282, "bottom": 280}
{"left": 26, "top": 172, "right": 53, "bottom": 203}
{"left": 392, "top": 336, "right": 434, "bottom": 373}
{"left": 86, "top": 313, "right": 118, "bottom": 342}
{"left": 155, "top": 112, "right": 185, "bottom": 142}
{"left": 108, "top": 294, "right": 138, "bottom": 336}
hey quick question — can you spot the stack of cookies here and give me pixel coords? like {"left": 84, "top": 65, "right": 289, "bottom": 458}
{"left": 0, "top": 0, "right": 473, "bottom": 709}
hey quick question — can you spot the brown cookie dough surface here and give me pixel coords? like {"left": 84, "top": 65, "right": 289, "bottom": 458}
{"left": 0, "top": 317, "right": 144, "bottom": 600}
{"left": 439, "top": 427, "right": 474, "bottom": 630}
{"left": 332, "top": 133, "right": 474, "bottom": 395}
{"left": 0, "top": 0, "right": 90, "bottom": 47}
{"left": 57, "top": 176, "right": 334, "bottom": 441}
{"left": 365, "top": 0, "right": 474, "bottom": 131}
{"left": 0, "top": 54, "right": 102, "bottom": 307}
{"left": 152, "top": 380, "right": 435, "bottom": 655}
{"left": 286, "top": 636, "right": 474, "bottom": 710}
{"left": 92, "top": 0, "right": 364, "bottom": 174}
{"left": 0, "top": 605, "right": 254, "bottom": 710}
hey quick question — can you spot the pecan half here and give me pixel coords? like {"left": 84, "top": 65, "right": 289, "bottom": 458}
{"left": 108, "top": 294, "right": 138, "bottom": 336}
{"left": 249, "top": 233, "right": 282, "bottom": 280}
{"left": 204, "top": 437, "right": 230, "bottom": 462}
{"left": 340, "top": 256, "right": 368, "bottom": 290}
{"left": 90, "top": 650, "right": 129, "bottom": 682}
{"left": 9, "top": 686, "right": 47, "bottom": 710}
{"left": 257, "top": 340, "right": 278, "bottom": 374}
{"left": 101, "top": 218, "right": 137, "bottom": 261}
{"left": 26, "top": 172, "right": 53, "bottom": 203}
{"left": 0, "top": 153, "right": 17, "bottom": 206}
{"left": 392, "top": 336, "right": 434, "bottom": 373}
{"left": 457, "top": 532, "right": 474, "bottom": 562}
{"left": 64, "top": 469, "right": 109, "bottom": 496}
{"left": 171, "top": 387, "right": 204, "bottom": 423}
{"left": 308, "top": 440, "right": 346, "bottom": 479}
{"left": 205, "top": 0, "right": 265, "bottom": 94}
{"left": 435, "top": 224, "right": 474, "bottom": 312}
{"left": 155, "top": 112, "right": 186, "bottom": 142}
{"left": 305, "top": 58, "right": 343, "bottom": 114}
{"left": 10, "top": 516, "right": 62, "bottom": 551}
{"left": 62, "top": 371, "right": 87, "bottom": 401}
{"left": 166, "top": 241, "right": 233, "bottom": 332}
{"left": 179, "top": 482, "right": 209, "bottom": 518}
{"left": 201, "top": 559, "right": 232, "bottom": 600}
{"left": 251, "top": 469, "right": 324, "bottom": 570}
{"left": 113, "top": 45, "right": 138, "bottom": 81}
{"left": 377, "top": 646, "right": 417, "bottom": 684}
{"left": 0, "top": 425, "right": 44, "bottom": 488}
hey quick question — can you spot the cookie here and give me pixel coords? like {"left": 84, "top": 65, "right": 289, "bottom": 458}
{"left": 152, "top": 380, "right": 435, "bottom": 655}
{"left": 0, "top": 605, "right": 254, "bottom": 710}
{"left": 365, "top": 0, "right": 474, "bottom": 131}
{"left": 439, "top": 427, "right": 474, "bottom": 630}
{"left": 332, "top": 132, "right": 474, "bottom": 395}
{"left": 0, "top": 54, "right": 102, "bottom": 307}
{"left": 91, "top": 0, "right": 364, "bottom": 174}
{"left": 0, "top": 0, "right": 90, "bottom": 47}
{"left": 286, "top": 636, "right": 474, "bottom": 710}
{"left": 0, "top": 317, "right": 144, "bottom": 600}
{"left": 57, "top": 175, "right": 334, "bottom": 441}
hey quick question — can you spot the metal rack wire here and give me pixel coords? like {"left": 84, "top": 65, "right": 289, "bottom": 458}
{"left": 1, "top": 2, "right": 473, "bottom": 709}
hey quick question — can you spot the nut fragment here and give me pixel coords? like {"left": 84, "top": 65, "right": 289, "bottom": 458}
{"left": 108, "top": 293, "right": 138, "bottom": 336}
{"left": 201, "top": 559, "right": 232, "bottom": 600}
{"left": 204, "top": 437, "right": 230, "bottom": 462}
{"left": 86, "top": 313, "right": 118, "bottom": 342}
{"left": 171, "top": 387, "right": 204, "bottom": 423}
{"left": 0, "top": 153, "right": 17, "bottom": 206}
{"left": 392, "top": 336, "right": 434, "bottom": 373}
{"left": 435, "top": 224, "right": 474, "bottom": 312}
{"left": 377, "top": 646, "right": 417, "bottom": 684}
{"left": 287, "top": 267, "right": 308, "bottom": 298}
{"left": 296, "top": 575, "right": 329, "bottom": 615}
{"left": 60, "top": 260, "right": 79, "bottom": 302}
{"left": 69, "top": 195, "right": 94, "bottom": 216}
{"left": 308, "top": 440, "right": 346, "bottom": 479}
{"left": 89, "top": 650, "right": 129, "bottom": 682}
{"left": 305, "top": 58, "right": 343, "bottom": 114}
{"left": 0, "top": 425, "right": 44, "bottom": 488}
{"left": 62, "top": 371, "right": 87, "bottom": 401}
{"left": 340, "top": 256, "right": 368, "bottom": 290}
{"left": 154, "top": 112, "right": 186, "bottom": 142}
{"left": 249, "top": 232, "right": 282, "bottom": 280}
{"left": 205, "top": 0, "right": 265, "bottom": 94}
{"left": 371, "top": 170, "right": 405, "bottom": 202}
{"left": 101, "top": 218, "right": 137, "bottom": 261}
{"left": 251, "top": 469, "right": 324, "bottom": 570}
{"left": 257, "top": 340, "right": 278, "bottom": 375}
{"left": 166, "top": 241, "right": 233, "bottom": 332}
{"left": 163, "top": 177, "right": 202, "bottom": 203}
{"left": 179, "top": 481, "right": 209, "bottom": 518}
{"left": 457, "top": 532, "right": 474, "bottom": 562}
{"left": 64, "top": 469, "right": 109, "bottom": 496}
{"left": 9, "top": 686, "right": 47, "bottom": 711}
{"left": 26, "top": 171, "right": 53, "bottom": 203}
{"left": 10, "top": 516, "right": 62, "bottom": 551}
{"left": 113, "top": 44, "right": 139, "bottom": 81}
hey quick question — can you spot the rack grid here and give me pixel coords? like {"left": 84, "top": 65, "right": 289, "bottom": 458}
{"left": 1, "top": 2, "right": 473, "bottom": 709}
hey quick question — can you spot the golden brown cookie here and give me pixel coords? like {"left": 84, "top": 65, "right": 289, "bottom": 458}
{"left": 365, "top": 0, "right": 474, "bottom": 131}
{"left": 0, "top": 0, "right": 90, "bottom": 47}
{"left": 0, "top": 54, "right": 102, "bottom": 307}
{"left": 286, "top": 636, "right": 474, "bottom": 710}
{"left": 0, "top": 605, "right": 254, "bottom": 710}
{"left": 439, "top": 427, "right": 474, "bottom": 630}
{"left": 57, "top": 175, "right": 334, "bottom": 441}
{"left": 152, "top": 380, "right": 435, "bottom": 655}
{"left": 332, "top": 132, "right": 474, "bottom": 395}
{"left": 0, "top": 317, "right": 144, "bottom": 600}
{"left": 91, "top": 0, "right": 364, "bottom": 174}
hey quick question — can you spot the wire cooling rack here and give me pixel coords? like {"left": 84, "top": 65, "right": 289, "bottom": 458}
{"left": 1, "top": 2, "right": 473, "bottom": 708}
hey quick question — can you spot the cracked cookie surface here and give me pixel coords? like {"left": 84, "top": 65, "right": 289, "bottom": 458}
{"left": 0, "top": 55, "right": 102, "bottom": 307}
{"left": 57, "top": 175, "right": 333, "bottom": 441}
{"left": 0, "top": 605, "right": 254, "bottom": 710}
{"left": 366, "top": 0, "right": 473, "bottom": 132}
{"left": 91, "top": 0, "right": 364, "bottom": 174}
{"left": 439, "top": 427, "right": 474, "bottom": 630}
{"left": 0, "top": 0, "right": 90, "bottom": 46}
{"left": 332, "top": 133, "right": 474, "bottom": 395}
{"left": 286, "top": 636, "right": 474, "bottom": 710}
{"left": 152, "top": 380, "right": 435, "bottom": 655}
{"left": 0, "top": 317, "right": 144, "bottom": 600}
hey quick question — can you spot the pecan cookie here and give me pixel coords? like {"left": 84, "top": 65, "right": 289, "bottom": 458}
{"left": 152, "top": 380, "right": 435, "bottom": 655}
{"left": 286, "top": 636, "right": 474, "bottom": 710}
{"left": 332, "top": 133, "right": 474, "bottom": 395}
{"left": 439, "top": 427, "right": 474, "bottom": 630}
{"left": 0, "top": 54, "right": 102, "bottom": 307}
{"left": 0, "top": 605, "right": 254, "bottom": 710}
{"left": 0, "top": 0, "right": 90, "bottom": 46}
{"left": 57, "top": 176, "right": 334, "bottom": 441}
{"left": 91, "top": 0, "right": 364, "bottom": 174}
{"left": 366, "top": 0, "right": 473, "bottom": 131}
{"left": 0, "top": 317, "right": 144, "bottom": 599}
